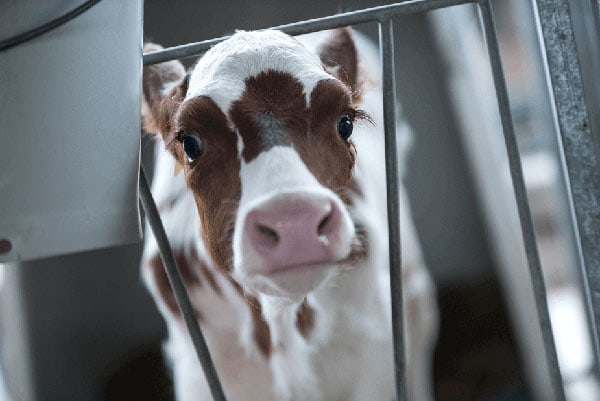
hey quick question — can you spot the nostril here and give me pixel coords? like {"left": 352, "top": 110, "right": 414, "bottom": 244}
{"left": 246, "top": 197, "right": 346, "bottom": 266}
{"left": 317, "top": 212, "right": 332, "bottom": 236}
{"left": 256, "top": 224, "right": 279, "bottom": 247}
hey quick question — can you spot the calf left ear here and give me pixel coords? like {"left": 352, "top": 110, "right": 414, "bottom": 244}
{"left": 142, "top": 43, "right": 188, "bottom": 139}
{"left": 318, "top": 28, "right": 359, "bottom": 95}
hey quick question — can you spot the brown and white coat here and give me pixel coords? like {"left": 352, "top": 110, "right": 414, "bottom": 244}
{"left": 141, "top": 28, "right": 437, "bottom": 401}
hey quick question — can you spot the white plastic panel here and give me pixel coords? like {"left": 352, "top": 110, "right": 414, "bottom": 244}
{"left": 0, "top": 0, "right": 143, "bottom": 262}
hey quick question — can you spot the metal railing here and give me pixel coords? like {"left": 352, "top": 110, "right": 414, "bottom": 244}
{"left": 139, "top": 0, "right": 600, "bottom": 400}
{"left": 535, "top": 0, "right": 600, "bottom": 382}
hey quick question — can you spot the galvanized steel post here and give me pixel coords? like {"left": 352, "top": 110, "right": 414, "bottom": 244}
{"left": 535, "top": 0, "right": 600, "bottom": 377}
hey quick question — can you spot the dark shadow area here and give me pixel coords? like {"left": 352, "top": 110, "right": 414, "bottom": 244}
{"left": 103, "top": 344, "right": 174, "bottom": 401}
{"left": 434, "top": 280, "right": 531, "bottom": 401}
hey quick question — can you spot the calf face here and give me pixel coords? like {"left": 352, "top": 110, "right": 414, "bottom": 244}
{"left": 143, "top": 29, "right": 366, "bottom": 301}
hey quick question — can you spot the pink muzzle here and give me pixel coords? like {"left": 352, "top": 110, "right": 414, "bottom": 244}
{"left": 244, "top": 194, "right": 345, "bottom": 274}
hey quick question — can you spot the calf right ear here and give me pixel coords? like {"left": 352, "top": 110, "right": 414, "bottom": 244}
{"left": 142, "top": 43, "right": 187, "bottom": 139}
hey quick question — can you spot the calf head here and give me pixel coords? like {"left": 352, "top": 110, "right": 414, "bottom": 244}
{"left": 143, "top": 29, "right": 366, "bottom": 301}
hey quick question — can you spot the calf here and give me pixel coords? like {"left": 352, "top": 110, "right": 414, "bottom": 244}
{"left": 141, "top": 28, "right": 437, "bottom": 401}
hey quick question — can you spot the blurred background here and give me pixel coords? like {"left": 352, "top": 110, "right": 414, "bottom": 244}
{"left": 1, "top": 0, "right": 599, "bottom": 400}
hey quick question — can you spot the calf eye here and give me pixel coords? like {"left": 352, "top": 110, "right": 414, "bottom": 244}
{"left": 181, "top": 134, "right": 204, "bottom": 162}
{"left": 338, "top": 113, "right": 353, "bottom": 141}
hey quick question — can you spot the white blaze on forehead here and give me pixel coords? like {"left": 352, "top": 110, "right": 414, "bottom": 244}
{"left": 186, "top": 30, "right": 331, "bottom": 113}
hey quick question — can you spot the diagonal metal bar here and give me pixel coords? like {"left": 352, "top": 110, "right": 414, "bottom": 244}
{"left": 139, "top": 165, "right": 228, "bottom": 401}
{"left": 477, "top": 1, "right": 567, "bottom": 400}
{"left": 143, "top": 0, "right": 476, "bottom": 65}
{"left": 379, "top": 18, "right": 408, "bottom": 401}
{"left": 535, "top": 0, "right": 600, "bottom": 376}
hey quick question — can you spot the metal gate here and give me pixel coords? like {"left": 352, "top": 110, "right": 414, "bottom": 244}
{"left": 140, "top": 1, "right": 600, "bottom": 400}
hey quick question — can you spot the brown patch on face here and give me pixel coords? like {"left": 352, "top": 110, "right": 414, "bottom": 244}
{"left": 230, "top": 71, "right": 357, "bottom": 201}
{"left": 146, "top": 251, "right": 203, "bottom": 320}
{"left": 318, "top": 29, "right": 358, "bottom": 94}
{"left": 296, "top": 298, "right": 315, "bottom": 339}
{"left": 229, "top": 70, "right": 308, "bottom": 163}
{"left": 336, "top": 170, "right": 361, "bottom": 206}
{"left": 298, "top": 79, "right": 357, "bottom": 195}
{"left": 169, "top": 96, "right": 241, "bottom": 273}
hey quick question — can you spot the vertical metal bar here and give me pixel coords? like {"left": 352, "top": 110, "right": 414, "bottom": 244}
{"left": 378, "top": 18, "right": 408, "bottom": 401}
{"left": 535, "top": 0, "right": 600, "bottom": 375}
{"left": 477, "top": 1, "right": 567, "bottom": 400}
{"left": 139, "top": 166, "right": 228, "bottom": 401}
{"left": 590, "top": 0, "right": 600, "bottom": 52}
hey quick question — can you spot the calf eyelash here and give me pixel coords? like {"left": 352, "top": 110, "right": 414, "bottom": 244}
{"left": 352, "top": 108, "right": 373, "bottom": 125}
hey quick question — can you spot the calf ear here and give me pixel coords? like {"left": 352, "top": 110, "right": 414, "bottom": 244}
{"left": 318, "top": 28, "right": 359, "bottom": 95}
{"left": 142, "top": 43, "right": 187, "bottom": 139}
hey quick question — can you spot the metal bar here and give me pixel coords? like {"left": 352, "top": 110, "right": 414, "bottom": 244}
{"left": 535, "top": 0, "right": 600, "bottom": 376}
{"left": 144, "top": 0, "right": 476, "bottom": 65}
{"left": 379, "top": 18, "right": 408, "bottom": 401}
{"left": 138, "top": 165, "right": 228, "bottom": 401}
{"left": 590, "top": 0, "right": 600, "bottom": 49}
{"left": 477, "top": 1, "right": 567, "bottom": 400}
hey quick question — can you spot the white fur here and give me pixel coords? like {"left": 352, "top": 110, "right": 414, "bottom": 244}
{"left": 186, "top": 30, "right": 331, "bottom": 113}
{"left": 142, "top": 29, "right": 437, "bottom": 401}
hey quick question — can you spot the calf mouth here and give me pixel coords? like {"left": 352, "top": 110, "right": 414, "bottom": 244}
{"left": 243, "top": 229, "right": 368, "bottom": 300}
{"left": 258, "top": 261, "right": 334, "bottom": 298}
